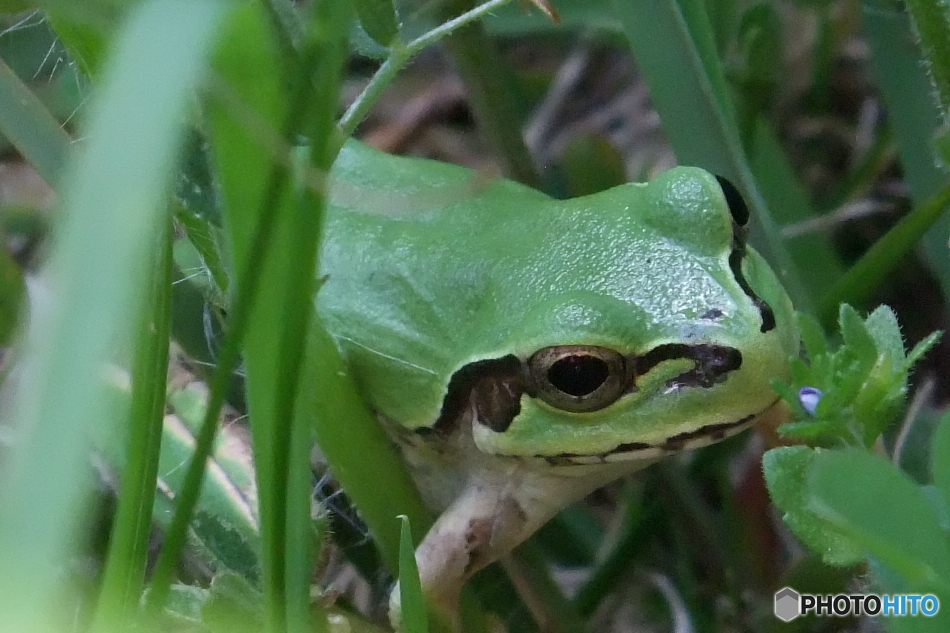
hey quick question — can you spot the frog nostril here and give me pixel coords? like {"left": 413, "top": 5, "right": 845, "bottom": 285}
{"left": 548, "top": 355, "right": 609, "bottom": 397}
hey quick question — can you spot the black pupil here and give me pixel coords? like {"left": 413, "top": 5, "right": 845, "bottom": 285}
{"left": 547, "top": 355, "right": 609, "bottom": 397}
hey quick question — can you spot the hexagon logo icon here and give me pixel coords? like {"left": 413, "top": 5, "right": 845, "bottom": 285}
{"left": 774, "top": 587, "right": 801, "bottom": 622}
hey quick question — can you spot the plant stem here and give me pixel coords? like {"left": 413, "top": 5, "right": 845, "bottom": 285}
{"left": 338, "top": 0, "right": 515, "bottom": 137}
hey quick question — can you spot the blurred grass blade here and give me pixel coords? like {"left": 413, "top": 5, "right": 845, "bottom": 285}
{"left": 861, "top": 0, "right": 950, "bottom": 310}
{"left": 301, "top": 320, "right": 431, "bottom": 574}
{"left": 609, "top": 0, "right": 811, "bottom": 312}
{"left": 0, "top": 57, "right": 70, "bottom": 186}
{"left": 148, "top": 2, "right": 289, "bottom": 618}
{"left": 203, "top": 0, "right": 350, "bottom": 628}
{"left": 818, "top": 181, "right": 950, "bottom": 325}
{"left": 435, "top": 0, "right": 540, "bottom": 188}
{"left": 399, "top": 516, "right": 429, "bottom": 633}
{"left": 0, "top": 1, "right": 227, "bottom": 630}
{"left": 91, "top": 221, "right": 173, "bottom": 631}
{"left": 283, "top": 1, "right": 350, "bottom": 631}
{"left": 750, "top": 121, "right": 844, "bottom": 302}
{"left": 206, "top": 3, "right": 298, "bottom": 628}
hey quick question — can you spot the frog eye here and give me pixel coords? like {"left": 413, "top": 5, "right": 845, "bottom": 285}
{"left": 527, "top": 346, "right": 629, "bottom": 413}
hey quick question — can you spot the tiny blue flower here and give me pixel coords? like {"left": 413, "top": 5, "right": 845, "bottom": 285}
{"left": 798, "top": 387, "right": 823, "bottom": 415}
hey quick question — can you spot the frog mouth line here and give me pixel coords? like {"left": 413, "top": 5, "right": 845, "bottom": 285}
{"left": 536, "top": 412, "right": 758, "bottom": 466}
{"left": 434, "top": 343, "right": 745, "bottom": 435}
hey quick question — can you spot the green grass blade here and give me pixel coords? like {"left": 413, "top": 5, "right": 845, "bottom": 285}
{"left": 818, "top": 181, "right": 950, "bottom": 325}
{"left": 609, "top": 0, "right": 812, "bottom": 312}
{"left": 301, "top": 321, "right": 432, "bottom": 574}
{"left": 90, "top": 220, "right": 172, "bottom": 631}
{"left": 0, "top": 57, "right": 70, "bottom": 186}
{"left": 284, "top": 2, "right": 350, "bottom": 631}
{"left": 749, "top": 122, "right": 845, "bottom": 301}
{"left": 860, "top": 0, "right": 950, "bottom": 309}
{"left": 148, "top": 2, "right": 289, "bottom": 620}
{"left": 0, "top": 1, "right": 226, "bottom": 629}
{"left": 399, "top": 516, "right": 429, "bottom": 633}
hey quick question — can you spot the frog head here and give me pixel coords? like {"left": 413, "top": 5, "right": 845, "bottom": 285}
{"left": 431, "top": 169, "right": 798, "bottom": 463}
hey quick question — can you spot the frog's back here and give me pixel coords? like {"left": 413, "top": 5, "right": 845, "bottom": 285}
{"left": 318, "top": 142, "right": 552, "bottom": 426}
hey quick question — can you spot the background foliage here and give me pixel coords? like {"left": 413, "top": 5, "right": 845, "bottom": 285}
{"left": 0, "top": 0, "right": 949, "bottom": 632}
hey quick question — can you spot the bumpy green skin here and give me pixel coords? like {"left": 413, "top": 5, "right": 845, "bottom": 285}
{"left": 317, "top": 141, "right": 798, "bottom": 458}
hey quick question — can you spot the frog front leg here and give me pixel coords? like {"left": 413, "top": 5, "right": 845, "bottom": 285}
{"left": 391, "top": 442, "right": 653, "bottom": 630}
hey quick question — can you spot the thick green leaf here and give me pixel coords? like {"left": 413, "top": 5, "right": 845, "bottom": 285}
{"left": 158, "top": 386, "right": 261, "bottom": 584}
{"left": 932, "top": 410, "right": 950, "bottom": 516}
{"left": 762, "top": 447, "right": 864, "bottom": 566}
{"left": 808, "top": 449, "right": 950, "bottom": 591}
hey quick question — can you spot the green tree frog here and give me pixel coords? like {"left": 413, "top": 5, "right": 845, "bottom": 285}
{"left": 317, "top": 141, "right": 798, "bottom": 626}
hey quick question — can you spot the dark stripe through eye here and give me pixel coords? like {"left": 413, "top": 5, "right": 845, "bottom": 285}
{"left": 635, "top": 343, "right": 742, "bottom": 389}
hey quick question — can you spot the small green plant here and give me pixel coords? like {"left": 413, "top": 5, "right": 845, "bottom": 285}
{"left": 764, "top": 305, "right": 948, "bottom": 631}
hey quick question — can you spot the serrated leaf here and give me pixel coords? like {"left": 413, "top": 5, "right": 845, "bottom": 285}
{"left": 762, "top": 447, "right": 865, "bottom": 565}
{"left": 906, "top": 330, "right": 942, "bottom": 370}
{"left": 807, "top": 449, "right": 950, "bottom": 590}
{"left": 864, "top": 304, "right": 906, "bottom": 362}
{"left": 788, "top": 356, "right": 813, "bottom": 386}
{"left": 777, "top": 420, "right": 838, "bottom": 439}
